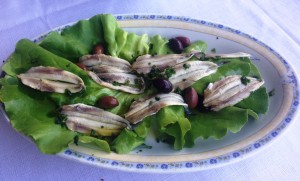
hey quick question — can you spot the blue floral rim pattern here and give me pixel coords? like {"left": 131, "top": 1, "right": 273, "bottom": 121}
{"left": 36, "top": 14, "right": 299, "bottom": 172}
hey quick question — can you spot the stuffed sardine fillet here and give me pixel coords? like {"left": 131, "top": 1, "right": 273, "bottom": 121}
{"left": 79, "top": 54, "right": 145, "bottom": 94}
{"left": 61, "top": 103, "right": 131, "bottom": 136}
{"left": 203, "top": 75, "right": 264, "bottom": 111}
{"left": 17, "top": 66, "right": 85, "bottom": 93}
{"left": 169, "top": 61, "right": 218, "bottom": 90}
{"left": 132, "top": 53, "right": 194, "bottom": 74}
{"left": 124, "top": 93, "right": 188, "bottom": 124}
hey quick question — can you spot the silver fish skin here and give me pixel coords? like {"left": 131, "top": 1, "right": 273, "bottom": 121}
{"left": 124, "top": 93, "right": 187, "bottom": 124}
{"left": 61, "top": 103, "right": 131, "bottom": 136}
{"left": 17, "top": 66, "right": 85, "bottom": 93}
{"left": 79, "top": 54, "right": 131, "bottom": 70}
{"left": 79, "top": 54, "right": 145, "bottom": 94}
{"left": 169, "top": 61, "right": 218, "bottom": 90}
{"left": 203, "top": 75, "right": 264, "bottom": 111}
{"left": 132, "top": 53, "right": 194, "bottom": 74}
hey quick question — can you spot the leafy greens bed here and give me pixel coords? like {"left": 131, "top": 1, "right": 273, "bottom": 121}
{"left": 0, "top": 14, "right": 268, "bottom": 154}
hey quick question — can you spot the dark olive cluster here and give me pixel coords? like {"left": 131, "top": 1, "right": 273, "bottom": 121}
{"left": 168, "top": 36, "right": 191, "bottom": 53}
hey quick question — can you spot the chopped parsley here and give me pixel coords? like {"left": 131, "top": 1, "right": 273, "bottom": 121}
{"left": 74, "top": 135, "right": 79, "bottom": 146}
{"left": 241, "top": 76, "right": 250, "bottom": 85}
{"left": 138, "top": 143, "right": 152, "bottom": 149}
{"left": 124, "top": 79, "right": 130, "bottom": 86}
{"left": 268, "top": 89, "right": 275, "bottom": 97}
{"left": 155, "top": 96, "right": 160, "bottom": 101}
{"left": 147, "top": 66, "right": 176, "bottom": 80}
{"left": 174, "top": 87, "right": 182, "bottom": 94}
{"left": 112, "top": 81, "right": 122, "bottom": 86}
{"left": 164, "top": 67, "right": 176, "bottom": 78}
{"left": 149, "top": 100, "right": 153, "bottom": 106}
{"left": 90, "top": 130, "right": 97, "bottom": 137}
{"left": 112, "top": 79, "right": 143, "bottom": 89}
{"left": 211, "top": 48, "right": 216, "bottom": 53}
{"left": 199, "top": 52, "right": 206, "bottom": 61}
{"left": 148, "top": 66, "right": 161, "bottom": 79}
{"left": 134, "top": 78, "right": 144, "bottom": 89}
{"left": 216, "top": 60, "right": 230, "bottom": 66}
{"left": 64, "top": 89, "right": 73, "bottom": 96}
{"left": 184, "top": 107, "right": 193, "bottom": 116}
{"left": 55, "top": 114, "right": 67, "bottom": 128}
{"left": 183, "top": 63, "right": 190, "bottom": 70}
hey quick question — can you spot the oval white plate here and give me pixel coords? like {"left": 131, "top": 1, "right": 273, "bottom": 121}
{"left": 2, "top": 15, "right": 299, "bottom": 173}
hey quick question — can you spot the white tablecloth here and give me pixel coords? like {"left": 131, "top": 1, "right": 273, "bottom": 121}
{"left": 0, "top": 0, "right": 299, "bottom": 180}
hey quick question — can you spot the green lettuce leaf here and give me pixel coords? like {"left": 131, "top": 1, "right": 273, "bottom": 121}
{"left": 0, "top": 76, "right": 77, "bottom": 154}
{"left": 149, "top": 35, "right": 172, "bottom": 55}
{"left": 183, "top": 40, "right": 207, "bottom": 53}
{"left": 101, "top": 14, "right": 149, "bottom": 62}
{"left": 153, "top": 106, "right": 191, "bottom": 150}
{"left": 236, "top": 87, "right": 269, "bottom": 114}
{"left": 184, "top": 107, "right": 254, "bottom": 147}
{"left": 111, "top": 117, "right": 152, "bottom": 154}
{"left": 40, "top": 14, "right": 149, "bottom": 63}
{"left": 40, "top": 15, "right": 105, "bottom": 62}
{"left": 77, "top": 136, "right": 110, "bottom": 153}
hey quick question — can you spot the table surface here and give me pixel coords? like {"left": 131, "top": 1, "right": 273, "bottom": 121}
{"left": 0, "top": 0, "right": 300, "bottom": 180}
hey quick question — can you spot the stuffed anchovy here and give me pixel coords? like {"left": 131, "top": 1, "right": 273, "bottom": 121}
{"left": 132, "top": 52, "right": 194, "bottom": 74}
{"left": 203, "top": 75, "right": 264, "bottom": 111}
{"left": 79, "top": 54, "right": 145, "bottom": 94}
{"left": 17, "top": 66, "right": 85, "bottom": 93}
{"left": 61, "top": 103, "right": 131, "bottom": 136}
{"left": 124, "top": 93, "right": 188, "bottom": 124}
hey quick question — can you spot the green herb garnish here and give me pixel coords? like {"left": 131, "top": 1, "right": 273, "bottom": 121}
{"left": 241, "top": 76, "right": 250, "bottom": 85}
{"left": 147, "top": 66, "right": 161, "bottom": 79}
{"left": 74, "top": 135, "right": 79, "bottom": 146}
{"left": 138, "top": 143, "right": 152, "bottom": 149}
{"left": 174, "top": 87, "right": 182, "bottom": 94}
{"left": 124, "top": 79, "right": 130, "bottom": 86}
{"left": 183, "top": 63, "right": 190, "bottom": 70}
{"left": 55, "top": 114, "right": 67, "bottom": 127}
{"left": 134, "top": 78, "right": 144, "bottom": 89}
{"left": 164, "top": 67, "right": 176, "bottom": 78}
{"left": 200, "top": 52, "right": 206, "bottom": 61}
{"left": 90, "top": 130, "right": 97, "bottom": 137}
{"left": 149, "top": 101, "right": 153, "bottom": 106}
{"left": 268, "top": 89, "right": 275, "bottom": 97}
{"left": 147, "top": 66, "right": 176, "bottom": 80}
{"left": 112, "top": 81, "right": 122, "bottom": 86}
{"left": 64, "top": 89, "right": 73, "bottom": 96}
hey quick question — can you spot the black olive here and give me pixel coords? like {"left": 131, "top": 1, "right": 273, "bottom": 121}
{"left": 153, "top": 78, "right": 173, "bottom": 93}
{"left": 175, "top": 36, "right": 191, "bottom": 48}
{"left": 168, "top": 38, "right": 183, "bottom": 54}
